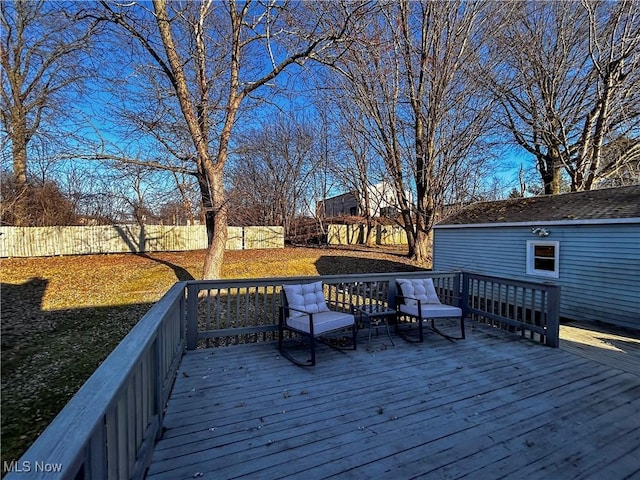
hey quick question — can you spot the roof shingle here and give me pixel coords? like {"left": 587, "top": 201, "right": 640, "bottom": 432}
{"left": 438, "top": 185, "right": 640, "bottom": 225}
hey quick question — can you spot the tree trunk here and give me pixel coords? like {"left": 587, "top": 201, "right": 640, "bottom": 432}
{"left": 201, "top": 84, "right": 241, "bottom": 278}
{"left": 202, "top": 166, "right": 227, "bottom": 279}
{"left": 11, "top": 117, "right": 29, "bottom": 226}
{"left": 413, "top": 228, "right": 431, "bottom": 266}
{"left": 551, "top": 163, "right": 563, "bottom": 194}
{"left": 541, "top": 147, "right": 563, "bottom": 195}
{"left": 365, "top": 221, "right": 375, "bottom": 246}
{"left": 194, "top": 169, "right": 215, "bottom": 244}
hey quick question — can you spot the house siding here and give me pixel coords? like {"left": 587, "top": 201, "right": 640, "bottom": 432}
{"left": 318, "top": 181, "right": 409, "bottom": 218}
{"left": 433, "top": 223, "right": 640, "bottom": 330}
{"left": 322, "top": 193, "right": 360, "bottom": 217}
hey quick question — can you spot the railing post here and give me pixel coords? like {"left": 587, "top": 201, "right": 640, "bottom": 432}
{"left": 545, "top": 284, "right": 561, "bottom": 348}
{"left": 153, "top": 335, "right": 164, "bottom": 440}
{"left": 460, "top": 272, "right": 469, "bottom": 318}
{"left": 85, "top": 420, "right": 108, "bottom": 479}
{"left": 452, "top": 272, "right": 460, "bottom": 307}
{"left": 180, "top": 284, "right": 186, "bottom": 345}
{"left": 387, "top": 280, "right": 397, "bottom": 309}
{"left": 186, "top": 283, "right": 199, "bottom": 350}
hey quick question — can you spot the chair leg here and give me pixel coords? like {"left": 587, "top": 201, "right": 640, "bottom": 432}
{"left": 352, "top": 324, "right": 358, "bottom": 350}
{"left": 280, "top": 332, "right": 316, "bottom": 367}
{"left": 278, "top": 315, "right": 315, "bottom": 367}
{"left": 395, "top": 312, "right": 422, "bottom": 343}
{"left": 429, "top": 317, "right": 464, "bottom": 342}
{"left": 309, "top": 334, "right": 316, "bottom": 366}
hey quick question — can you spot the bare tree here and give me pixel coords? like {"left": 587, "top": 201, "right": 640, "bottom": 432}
{"left": 228, "top": 113, "right": 318, "bottom": 235}
{"left": 577, "top": 0, "right": 640, "bottom": 190}
{"left": 1, "top": 1, "right": 96, "bottom": 224}
{"left": 327, "top": 9, "right": 418, "bottom": 255}
{"left": 0, "top": 169, "right": 78, "bottom": 226}
{"left": 397, "top": 0, "right": 495, "bottom": 263}
{"left": 99, "top": 0, "right": 368, "bottom": 279}
{"left": 302, "top": 97, "right": 344, "bottom": 244}
{"left": 489, "top": 0, "right": 640, "bottom": 194}
{"left": 331, "top": 108, "right": 382, "bottom": 246}
{"left": 329, "top": 1, "right": 494, "bottom": 264}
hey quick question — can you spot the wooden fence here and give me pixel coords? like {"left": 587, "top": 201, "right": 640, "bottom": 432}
{"left": 0, "top": 225, "right": 283, "bottom": 257}
{"left": 327, "top": 224, "right": 408, "bottom": 246}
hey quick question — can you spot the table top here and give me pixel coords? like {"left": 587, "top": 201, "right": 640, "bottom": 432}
{"left": 353, "top": 304, "right": 395, "bottom": 315}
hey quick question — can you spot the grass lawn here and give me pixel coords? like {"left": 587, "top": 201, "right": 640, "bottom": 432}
{"left": 0, "top": 245, "right": 425, "bottom": 464}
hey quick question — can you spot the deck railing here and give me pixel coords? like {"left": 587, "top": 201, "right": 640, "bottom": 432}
{"left": 185, "top": 271, "right": 460, "bottom": 349}
{"left": 462, "top": 272, "right": 561, "bottom": 347}
{"left": 185, "top": 272, "right": 559, "bottom": 349}
{"left": 7, "top": 271, "right": 559, "bottom": 479}
{"left": 5, "top": 283, "right": 186, "bottom": 480}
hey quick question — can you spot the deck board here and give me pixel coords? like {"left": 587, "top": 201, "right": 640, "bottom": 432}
{"left": 559, "top": 321, "right": 640, "bottom": 375}
{"left": 146, "top": 321, "right": 640, "bottom": 480}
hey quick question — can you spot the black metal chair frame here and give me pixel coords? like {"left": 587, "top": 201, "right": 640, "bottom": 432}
{"left": 278, "top": 290, "right": 357, "bottom": 367}
{"left": 395, "top": 282, "right": 465, "bottom": 343}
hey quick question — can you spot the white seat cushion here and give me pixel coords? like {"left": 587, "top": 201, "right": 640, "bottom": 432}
{"left": 286, "top": 310, "right": 355, "bottom": 335}
{"left": 399, "top": 303, "right": 462, "bottom": 319}
{"left": 397, "top": 278, "right": 441, "bottom": 306}
{"left": 283, "top": 281, "right": 330, "bottom": 318}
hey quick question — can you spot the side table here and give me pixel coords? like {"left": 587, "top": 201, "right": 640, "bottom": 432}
{"left": 352, "top": 304, "right": 396, "bottom": 351}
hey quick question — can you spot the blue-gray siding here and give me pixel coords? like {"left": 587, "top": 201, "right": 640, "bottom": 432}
{"left": 433, "top": 223, "right": 640, "bottom": 330}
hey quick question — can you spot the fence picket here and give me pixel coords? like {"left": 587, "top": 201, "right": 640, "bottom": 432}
{"left": 0, "top": 225, "right": 283, "bottom": 257}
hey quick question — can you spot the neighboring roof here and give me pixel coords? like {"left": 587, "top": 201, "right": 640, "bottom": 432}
{"left": 323, "top": 191, "right": 356, "bottom": 201}
{"left": 437, "top": 185, "right": 640, "bottom": 227}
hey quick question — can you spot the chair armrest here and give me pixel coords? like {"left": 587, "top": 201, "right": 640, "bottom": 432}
{"left": 395, "top": 294, "right": 421, "bottom": 303}
{"left": 395, "top": 294, "right": 423, "bottom": 310}
{"left": 280, "top": 304, "right": 317, "bottom": 335}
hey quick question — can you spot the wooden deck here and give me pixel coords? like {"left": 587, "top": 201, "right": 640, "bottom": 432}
{"left": 146, "top": 321, "right": 640, "bottom": 480}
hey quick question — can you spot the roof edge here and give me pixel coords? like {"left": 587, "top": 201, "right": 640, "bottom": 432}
{"left": 434, "top": 217, "right": 640, "bottom": 229}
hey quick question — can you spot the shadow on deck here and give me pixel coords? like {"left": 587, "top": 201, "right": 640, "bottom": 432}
{"left": 147, "top": 320, "right": 640, "bottom": 480}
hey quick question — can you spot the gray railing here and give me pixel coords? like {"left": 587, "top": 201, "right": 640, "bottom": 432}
{"left": 185, "top": 272, "right": 559, "bottom": 349}
{"left": 462, "top": 272, "right": 560, "bottom": 347}
{"left": 7, "top": 271, "right": 559, "bottom": 479}
{"left": 5, "top": 283, "right": 186, "bottom": 480}
{"left": 185, "top": 271, "right": 461, "bottom": 349}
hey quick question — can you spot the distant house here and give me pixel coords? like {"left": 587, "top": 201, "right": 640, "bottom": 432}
{"left": 318, "top": 181, "right": 402, "bottom": 218}
{"left": 432, "top": 185, "right": 640, "bottom": 330}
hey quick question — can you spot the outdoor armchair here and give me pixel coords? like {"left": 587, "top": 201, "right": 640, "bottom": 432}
{"left": 279, "top": 281, "right": 357, "bottom": 366}
{"left": 395, "top": 278, "right": 465, "bottom": 342}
